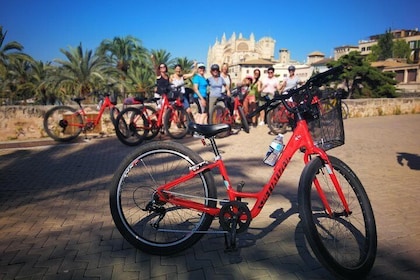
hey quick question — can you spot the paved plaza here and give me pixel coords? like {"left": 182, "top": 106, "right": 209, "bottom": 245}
{"left": 0, "top": 114, "right": 419, "bottom": 279}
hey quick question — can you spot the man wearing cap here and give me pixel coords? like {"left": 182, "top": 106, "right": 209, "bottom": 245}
{"left": 207, "top": 64, "right": 230, "bottom": 123}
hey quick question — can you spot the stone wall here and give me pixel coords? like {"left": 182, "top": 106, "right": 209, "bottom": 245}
{"left": 0, "top": 98, "right": 419, "bottom": 142}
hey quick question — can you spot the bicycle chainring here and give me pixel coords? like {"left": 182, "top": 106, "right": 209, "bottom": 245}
{"left": 219, "top": 201, "right": 251, "bottom": 234}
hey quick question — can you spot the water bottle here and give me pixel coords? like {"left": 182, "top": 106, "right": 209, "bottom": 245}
{"left": 263, "top": 134, "right": 284, "bottom": 166}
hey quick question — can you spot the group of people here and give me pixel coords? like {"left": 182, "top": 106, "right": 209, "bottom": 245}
{"left": 151, "top": 56, "right": 304, "bottom": 131}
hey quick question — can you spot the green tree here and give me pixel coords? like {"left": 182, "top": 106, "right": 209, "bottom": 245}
{"left": 53, "top": 43, "right": 121, "bottom": 101}
{"left": 377, "top": 29, "right": 394, "bottom": 61}
{"left": 328, "top": 51, "right": 397, "bottom": 98}
{"left": 150, "top": 49, "right": 174, "bottom": 72}
{"left": 393, "top": 39, "right": 412, "bottom": 62}
{"left": 125, "top": 59, "right": 155, "bottom": 97}
{"left": 98, "top": 36, "right": 147, "bottom": 75}
{"left": 0, "top": 26, "right": 33, "bottom": 103}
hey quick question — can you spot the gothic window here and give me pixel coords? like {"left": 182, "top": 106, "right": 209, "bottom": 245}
{"left": 237, "top": 42, "right": 248, "bottom": 51}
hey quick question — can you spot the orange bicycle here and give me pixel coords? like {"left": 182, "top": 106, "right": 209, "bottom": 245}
{"left": 109, "top": 66, "right": 377, "bottom": 279}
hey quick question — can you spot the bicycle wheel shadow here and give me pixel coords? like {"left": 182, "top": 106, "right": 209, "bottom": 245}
{"left": 396, "top": 152, "right": 420, "bottom": 170}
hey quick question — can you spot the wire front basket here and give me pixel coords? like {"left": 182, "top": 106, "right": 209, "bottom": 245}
{"left": 308, "top": 95, "right": 345, "bottom": 151}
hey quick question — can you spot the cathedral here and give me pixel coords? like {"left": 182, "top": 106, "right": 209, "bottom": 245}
{"left": 206, "top": 32, "right": 280, "bottom": 69}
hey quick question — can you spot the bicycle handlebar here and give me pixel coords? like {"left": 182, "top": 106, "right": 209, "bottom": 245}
{"left": 247, "top": 66, "right": 343, "bottom": 118}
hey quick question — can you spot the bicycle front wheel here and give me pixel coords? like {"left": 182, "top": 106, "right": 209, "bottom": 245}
{"left": 109, "top": 141, "right": 216, "bottom": 255}
{"left": 43, "top": 105, "right": 83, "bottom": 142}
{"left": 164, "top": 106, "right": 189, "bottom": 139}
{"left": 110, "top": 106, "right": 120, "bottom": 126}
{"left": 115, "top": 107, "right": 148, "bottom": 146}
{"left": 298, "top": 156, "right": 377, "bottom": 279}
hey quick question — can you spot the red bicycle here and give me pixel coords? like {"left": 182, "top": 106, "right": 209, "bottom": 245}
{"left": 114, "top": 85, "right": 191, "bottom": 146}
{"left": 210, "top": 86, "right": 250, "bottom": 137}
{"left": 43, "top": 90, "right": 120, "bottom": 142}
{"left": 266, "top": 97, "right": 295, "bottom": 134}
{"left": 109, "top": 67, "right": 377, "bottom": 279}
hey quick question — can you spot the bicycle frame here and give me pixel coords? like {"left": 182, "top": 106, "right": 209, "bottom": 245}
{"left": 73, "top": 94, "right": 116, "bottom": 128}
{"left": 141, "top": 94, "right": 183, "bottom": 129}
{"left": 155, "top": 111, "right": 350, "bottom": 220}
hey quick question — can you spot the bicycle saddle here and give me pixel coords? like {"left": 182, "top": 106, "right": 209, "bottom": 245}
{"left": 188, "top": 123, "right": 231, "bottom": 138}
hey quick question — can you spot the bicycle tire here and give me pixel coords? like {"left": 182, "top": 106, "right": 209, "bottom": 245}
{"left": 210, "top": 105, "right": 231, "bottom": 138}
{"left": 115, "top": 107, "right": 148, "bottom": 146}
{"left": 43, "top": 105, "right": 83, "bottom": 142}
{"left": 298, "top": 155, "right": 377, "bottom": 279}
{"left": 266, "top": 105, "right": 288, "bottom": 134}
{"left": 109, "top": 141, "right": 216, "bottom": 255}
{"left": 110, "top": 107, "right": 120, "bottom": 126}
{"left": 142, "top": 105, "right": 159, "bottom": 140}
{"left": 237, "top": 106, "right": 250, "bottom": 133}
{"left": 164, "top": 106, "right": 189, "bottom": 139}
{"left": 341, "top": 101, "right": 349, "bottom": 119}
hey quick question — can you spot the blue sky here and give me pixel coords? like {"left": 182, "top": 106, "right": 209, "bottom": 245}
{"left": 1, "top": 0, "right": 419, "bottom": 64}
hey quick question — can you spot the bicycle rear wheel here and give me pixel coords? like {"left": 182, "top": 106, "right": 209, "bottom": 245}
{"left": 115, "top": 107, "right": 148, "bottom": 146}
{"left": 109, "top": 141, "right": 216, "bottom": 255}
{"left": 267, "top": 104, "right": 288, "bottom": 134}
{"left": 43, "top": 105, "right": 83, "bottom": 142}
{"left": 164, "top": 106, "right": 189, "bottom": 139}
{"left": 298, "top": 156, "right": 377, "bottom": 279}
{"left": 210, "top": 105, "right": 231, "bottom": 138}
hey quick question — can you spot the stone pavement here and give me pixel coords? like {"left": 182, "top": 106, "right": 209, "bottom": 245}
{"left": 0, "top": 114, "right": 419, "bottom": 280}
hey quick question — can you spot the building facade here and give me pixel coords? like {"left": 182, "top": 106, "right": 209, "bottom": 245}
{"left": 207, "top": 32, "right": 276, "bottom": 71}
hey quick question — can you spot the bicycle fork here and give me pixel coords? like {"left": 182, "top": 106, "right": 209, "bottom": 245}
{"left": 312, "top": 157, "right": 351, "bottom": 217}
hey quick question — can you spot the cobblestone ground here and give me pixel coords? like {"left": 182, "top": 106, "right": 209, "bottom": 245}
{"left": 0, "top": 114, "right": 419, "bottom": 280}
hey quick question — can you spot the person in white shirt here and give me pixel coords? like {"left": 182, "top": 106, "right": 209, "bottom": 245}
{"left": 260, "top": 67, "right": 280, "bottom": 125}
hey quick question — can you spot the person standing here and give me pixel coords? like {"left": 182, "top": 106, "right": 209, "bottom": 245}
{"left": 245, "top": 69, "right": 262, "bottom": 126}
{"left": 260, "top": 67, "right": 280, "bottom": 125}
{"left": 220, "top": 63, "right": 231, "bottom": 94}
{"left": 170, "top": 62, "right": 196, "bottom": 118}
{"left": 207, "top": 64, "right": 230, "bottom": 123}
{"left": 278, "top": 65, "right": 304, "bottom": 93}
{"left": 151, "top": 55, "right": 171, "bottom": 96}
{"left": 192, "top": 63, "right": 208, "bottom": 127}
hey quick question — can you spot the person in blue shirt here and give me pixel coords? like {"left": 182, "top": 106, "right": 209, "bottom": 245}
{"left": 192, "top": 63, "right": 208, "bottom": 125}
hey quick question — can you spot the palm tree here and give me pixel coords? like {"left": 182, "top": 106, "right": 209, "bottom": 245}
{"left": 150, "top": 49, "right": 174, "bottom": 72}
{"left": 0, "top": 26, "right": 33, "bottom": 103}
{"left": 173, "top": 57, "right": 195, "bottom": 71}
{"left": 97, "top": 36, "right": 148, "bottom": 100}
{"left": 53, "top": 43, "right": 121, "bottom": 101}
{"left": 125, "top": 59, "right": 155, "bottom": 97}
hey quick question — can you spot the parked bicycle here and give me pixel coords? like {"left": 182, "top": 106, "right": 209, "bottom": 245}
{"left": 114, "top": 84, "right": 192, "bottom": 146}
{"left": 43, "top": 87, "right": 120, "bottom": 142}
{"left": 209, "top": 85, "right": 250, "bottom": 137}
{"left": 109, "top": 66, "right": 377, "bottom": 279}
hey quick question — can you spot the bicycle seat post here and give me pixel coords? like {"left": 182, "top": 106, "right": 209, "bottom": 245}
{"left": 207, "top": 137, "right": 222, "bottom": 159}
